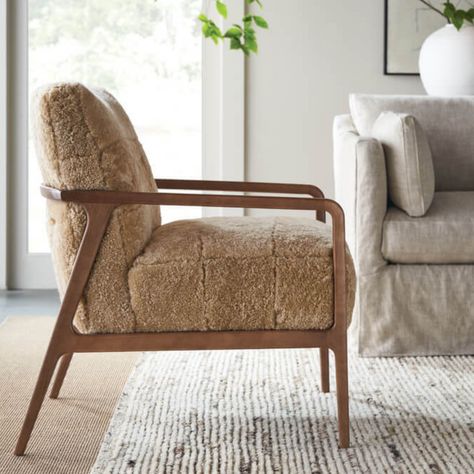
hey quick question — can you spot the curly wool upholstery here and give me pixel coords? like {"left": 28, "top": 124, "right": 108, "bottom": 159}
{"left": 129, "top": 217, "right": 355, "bottom": 332}
{"left": 33, "top": 83, "right": 160, "bottom": 333}
{"left": 34, "top": 82, "right": 355, "bottom": 334}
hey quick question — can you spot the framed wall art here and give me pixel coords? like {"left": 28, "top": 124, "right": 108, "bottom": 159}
{"left": 384, "top": 0, "right": 473, "bottom": 75}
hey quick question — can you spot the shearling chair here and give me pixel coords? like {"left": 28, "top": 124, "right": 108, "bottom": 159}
{"left": 15, "top": 83, "right": 356, "bottom": 455}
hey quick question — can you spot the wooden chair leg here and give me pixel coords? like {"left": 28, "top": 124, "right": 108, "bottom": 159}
{"left": 334, "top": 345, "right": 350, "bottom": 448}
{"left": 319, "top": 347, "right": 330, "bottom": 393}
{"left": 50, "top": 353, "right": 73, "bottom": 399}
{"left": 14, "top": 345, "right": 61, "bottom": 456}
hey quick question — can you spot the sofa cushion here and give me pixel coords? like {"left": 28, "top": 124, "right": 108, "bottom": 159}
{"left": 128, "top": 216, "right": 356, "bottom": 332}
{"left": 349, "top": 94, "right": 474, "bottom": 191}
{"left": 382, "top": 191, "right": 474, "bottom": 264}
{"left": 33, "top": 83, "right": 161, "bottom": 333}
{"left": 372, "top": 112, "right": 435, "bottom": 217}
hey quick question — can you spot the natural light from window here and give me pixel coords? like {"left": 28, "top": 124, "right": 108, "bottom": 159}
{"left": 28, "top": 0, "right": 202, "bottom": 253}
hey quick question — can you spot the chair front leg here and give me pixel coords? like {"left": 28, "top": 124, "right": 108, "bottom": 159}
{"left": 14, "top": 343, "right": 62, "bottom": 455}
{"left": 333, "top": 340, "right": 350, "bottom": 448}
{"left": 14, "top": 203, "right": 115, "bottom": 456}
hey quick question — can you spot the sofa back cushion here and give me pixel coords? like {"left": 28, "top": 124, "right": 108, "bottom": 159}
{"left": 350, "top": 94, "right": 474, "bottom": 191}
{"left": 33, "top": 82, "right": 161, "bottom": 333}
{"left": 372, "top": 112, "right": 435, "bottom": 217}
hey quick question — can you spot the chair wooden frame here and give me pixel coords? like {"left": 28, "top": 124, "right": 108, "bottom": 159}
{"left": 15, "top": 179, "right": 349, "bottom": 455}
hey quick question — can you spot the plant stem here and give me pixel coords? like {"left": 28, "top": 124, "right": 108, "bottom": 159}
{"left": 418, "top": 0, "right": 449, "bottom": 21}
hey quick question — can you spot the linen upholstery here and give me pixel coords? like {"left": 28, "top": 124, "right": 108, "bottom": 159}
{"left": 349, "top": 94, "right": 474, "bottom": 191}
{"left": 372, "top": 112, "right": 435, "bottom": 217}
{"left": 335, "top": 95, "right": 474, "bottom": 356}
{"left": 33, "top": 83, "right": 161, "bottom": 333}
{"left": 333, "top": 115, "right": 387, "bottom": 276}
{"left": 129, "top": 217, "right": 356, "bottom": 332}
{"left": 359, "top": 265, "right": 474, "bottom": 356}
{"left": 383, "top": 191, "right": 474, "bottom": 264}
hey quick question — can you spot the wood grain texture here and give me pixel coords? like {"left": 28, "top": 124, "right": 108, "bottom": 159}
{"left": 16, "top": 180, "right": 350, "bottom": 454}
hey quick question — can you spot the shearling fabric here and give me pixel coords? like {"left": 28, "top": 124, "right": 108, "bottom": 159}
{"left": 34, "top": 82, "right": 355, "bottom": 335}
{"left": 129, "top": 217, "right": 356, "bottom": 332}
{"left": 33, "top": 83, "right": 161, "bottom": 333}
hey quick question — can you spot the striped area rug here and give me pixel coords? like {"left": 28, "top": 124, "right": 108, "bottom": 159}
{"left": 91, "top": 350, "right": 474, "bottom": 473}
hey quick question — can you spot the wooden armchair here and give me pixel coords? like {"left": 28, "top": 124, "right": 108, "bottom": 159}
{"left": 15, "top": 83, "right": 355, "bottom": 455}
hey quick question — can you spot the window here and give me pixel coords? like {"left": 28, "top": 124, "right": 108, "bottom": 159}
{"left": 7, "top": 0, "right": 244, "bottom": 289}
{"left": 28, "top": 0, "right": 203, "bottom": 253}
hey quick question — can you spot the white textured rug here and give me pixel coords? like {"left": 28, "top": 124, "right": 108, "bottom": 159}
{"left": 91, "top": 350, "right": 474, "bottom": 473}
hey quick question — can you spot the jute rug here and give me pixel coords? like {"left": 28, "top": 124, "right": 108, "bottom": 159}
{"left": 0, "top": 316, "right": 137, "bottom": 474}
{"left": 92, "top": 349, "right": 474, "bottom": 473}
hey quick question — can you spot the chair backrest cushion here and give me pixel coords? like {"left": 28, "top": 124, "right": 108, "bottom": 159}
{"left": 350, "top": 94, "right": 474, "bottom": 191}
{"left": 33, "top": 82, "right": 161, "bottom": 333}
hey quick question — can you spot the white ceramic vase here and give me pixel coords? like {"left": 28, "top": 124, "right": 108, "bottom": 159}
{"left": 419, "top": 24, "right": 474, "bottom": 96}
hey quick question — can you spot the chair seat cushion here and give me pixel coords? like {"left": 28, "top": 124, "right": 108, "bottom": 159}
{"left": 128, "top": 216, "right": 355, "bottom": 332}
{"left": 382, "top": 191, "right": 474, "bottom": 264}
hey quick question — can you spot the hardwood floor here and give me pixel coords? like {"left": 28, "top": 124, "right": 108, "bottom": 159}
{"left": 0, "top": 290, "right": 60, "bottom": 323}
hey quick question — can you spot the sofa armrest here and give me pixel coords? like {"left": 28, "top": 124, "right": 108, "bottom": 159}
{"left": 333, "top": 114, "right": 387, "bottom": 276}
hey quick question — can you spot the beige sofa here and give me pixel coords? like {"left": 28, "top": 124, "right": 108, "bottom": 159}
{"left": 334, "top": 94, "right": 474, "bottom": 357}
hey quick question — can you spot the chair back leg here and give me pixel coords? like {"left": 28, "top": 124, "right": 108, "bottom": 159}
{"left": 319, "top": 347, "right": 330, "bottom": 393}
{"left": 50, "top": 353, "right": 74, "bottom": 399}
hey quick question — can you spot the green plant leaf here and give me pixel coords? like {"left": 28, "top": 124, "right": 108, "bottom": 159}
{"left": 216, "top": 1, "right": 228, "bottom": 19}
{"left": 201, "top": 18, "right": 223, "bottom": 40}
{"left": 244, "top": 25, "right": 256, "bottom": 40}
{"left": 452, "top": 10, "right": 464, "bottom": 30}
{"left": 230, "top": 37, "right": 242, "bottom": 50}
{"left": 201, "top": 22, "right": 211, "bottom": 37}
{"left": 443, "top": 1, "right": 456, "bottom": 16}
{"left": 253, "top": 15, "right": 268, "bottom": 28}
{"left": 224, "top": 26, "right": 243, "bottom": 38}
{"left": 198, "top": 0, "right": 266, "bottom": 55}
{"left": 246, "top": 37, "right": 258, "bottom": 52}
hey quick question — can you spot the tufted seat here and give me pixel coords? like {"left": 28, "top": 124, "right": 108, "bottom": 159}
{"left": 33, "top": 82, "right": 356, "bottom": 335}
{"left": 129, "top": 216, "right": 355, "bottom": 332}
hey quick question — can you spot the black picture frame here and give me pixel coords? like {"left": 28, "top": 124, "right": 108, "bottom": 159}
{"left": 384, "top": 0, "right": 420, "bottom": 76}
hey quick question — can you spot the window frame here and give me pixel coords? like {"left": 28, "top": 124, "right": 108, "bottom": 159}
{"left": 0, "top": 0, "right": 7, "bottom": 289}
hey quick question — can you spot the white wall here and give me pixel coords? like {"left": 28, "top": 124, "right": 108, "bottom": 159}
{"left": 245, "top": 0, "right": 424, "bottom": 202}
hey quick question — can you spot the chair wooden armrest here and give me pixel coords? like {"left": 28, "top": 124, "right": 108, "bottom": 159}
{"left": 154, "top": 179, "right": 325, "bottom": 221}
{"left": 154, "top": 178, "right": 325, "bottom": 198}
{"left": 40, "top": 182, "right": 347, "bottom": 330}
